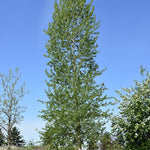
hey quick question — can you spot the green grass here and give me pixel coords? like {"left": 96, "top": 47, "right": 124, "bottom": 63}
{"left": 0, "top": 146, "right": 45, "bottom": 150}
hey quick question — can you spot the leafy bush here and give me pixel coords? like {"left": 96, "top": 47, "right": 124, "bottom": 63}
{"left": 112, "top": 67, "right": 150, "bottom": 149}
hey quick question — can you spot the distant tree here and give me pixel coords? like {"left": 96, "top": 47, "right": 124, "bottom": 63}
{"left": 10, "top": 126, "right": 25, "bottom": 147}
{"left": 0, "top": 128, "right": 5, "bottom": 146}
{"left": 100, "top": 132, "right": 112, "bottom": 150}
{"left": 99, "top": 132, "right": 123, "bottom": 150}
{"left": 0, "top": 68, "right": 28, "bottom": 149}
{"left": 27, "top": 139, "right": 35, "bottom": 147}
{"left": 39, "top": 0, "right": 113, "bottom": 149}
{"left": 112, "top": 66, "right": 150, "bottom": 149}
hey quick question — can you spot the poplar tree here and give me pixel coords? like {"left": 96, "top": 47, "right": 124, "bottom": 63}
{"left": 39, "top": 0, "right": 112, "bottom": 149}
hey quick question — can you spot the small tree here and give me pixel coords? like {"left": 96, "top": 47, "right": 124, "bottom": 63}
{"left": 0, "top": 68, "right": 28, "bottom": 148}
{"left": 0, "top": 128, "right": 5, "bottom": 146}
{"left": 10, "top": 126, "right": 25, "bottom": 147}
{"left": 27, "top": 139, "right": 35, "bottom": 147}
{"left": 112, "top": 66, "right": 150, "bottom": 149}
{"left": 100, "top": 132, "right": 112, "bottom": 150}
{"left": 99, "top": 132, "right": 123, "bottom": 150}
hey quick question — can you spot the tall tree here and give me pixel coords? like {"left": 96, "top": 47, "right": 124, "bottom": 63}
{"left": 39, "top": 0, "right": 112, "bottom": 149}
{"left": 10, "top": 126, "right": 25, "bottom": 147}
{"left": 0, "top": 128, "right": 5, "bottom": 146}
{"left": 112, "top": 66, "right": 150, "bottom": 149}
{"left": 0, "top": 68, "right": 28, "bottom": 149}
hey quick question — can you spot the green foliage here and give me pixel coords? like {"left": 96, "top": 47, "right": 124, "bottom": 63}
{"left": 10, "top": 126, "right": 25, "bottom": 147}
{"left": 27, "top": 139, "right": 36, "bottom": 147}
{"left": 112, "top": 67, "right": 150, "bottom": 149}
{"left": 100, "top": 132, "right": 112, "bottom": 150}
{"left": 0, "top": 128, "right": 5, "bottom": 146}
{"left": 0, "top": 68, "right": 28, "bottom": 148}
{"left": 39, "top": 0, "right": 113, "bottom": 149}
{"left": 99, "top": 132, "right": 123, "bottom": 150}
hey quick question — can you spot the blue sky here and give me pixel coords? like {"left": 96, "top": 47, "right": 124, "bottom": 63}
{"left": 0, "top": 0, "right": 150, "bottom": 144}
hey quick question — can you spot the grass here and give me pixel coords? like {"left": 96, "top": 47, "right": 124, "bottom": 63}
{"left": 0, "top": 146, "right": 45, "bottom": 150}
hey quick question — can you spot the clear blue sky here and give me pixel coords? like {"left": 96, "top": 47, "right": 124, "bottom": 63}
{"left": 0, "top": 0, "right": 150, "bottom": 144}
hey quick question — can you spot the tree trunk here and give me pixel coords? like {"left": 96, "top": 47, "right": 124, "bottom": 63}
{"left": 7, "top": 117, "right": 11, "bottom": 150}
{"left": 7, "top": 134, "right": 11, "bottom": 150}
